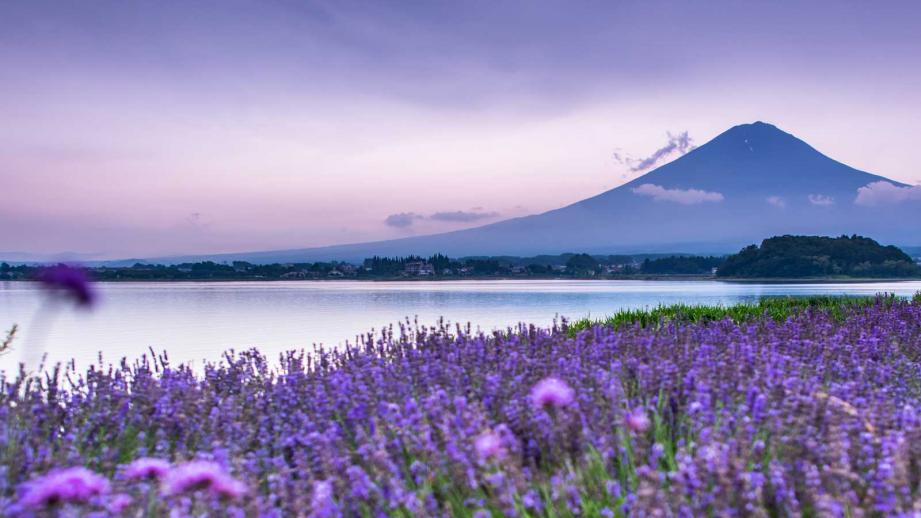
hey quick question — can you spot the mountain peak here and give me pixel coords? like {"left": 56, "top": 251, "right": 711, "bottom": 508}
{"left": 694, "top": 120, "right": 814, "bottom": 160}
{"left": 735, "top": 120, "right": 776, "bottom": 129}
{"left": 717, "top": 121, "right": 793, "bottom": 141}
{"left": 623, "top": 120, "right": 893, "bottom": 199}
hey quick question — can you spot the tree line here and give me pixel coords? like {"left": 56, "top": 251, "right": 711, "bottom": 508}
{"left": 2, "top": 235, "right": 917, "bottom": 281}
{"left": 717, "top": 235, "right": 921, "bottom": 278}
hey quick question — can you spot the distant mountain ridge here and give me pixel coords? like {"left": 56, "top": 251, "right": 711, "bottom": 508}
{"left": 137, "top": 122, "right": 921, "bottom": 264}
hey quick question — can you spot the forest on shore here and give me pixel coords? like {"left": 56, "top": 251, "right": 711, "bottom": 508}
{"left": 2, "top": 235, "right": 918, "bottom": 281}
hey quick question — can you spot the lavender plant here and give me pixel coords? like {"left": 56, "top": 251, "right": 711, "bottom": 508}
{"left": 0, "top": 325, "right": 16, "bottom": 357}
{"left": 2, "top": 297, "right": 921, "bottom": 516}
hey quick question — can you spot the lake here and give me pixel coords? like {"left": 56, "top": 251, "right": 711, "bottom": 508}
{"left": 2, "top": 279, "right": 921, "bottom": 372}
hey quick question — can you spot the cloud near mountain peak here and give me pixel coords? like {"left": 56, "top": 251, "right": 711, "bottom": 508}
{"left": 632, "top": 184, "right": 724, "bottom": 205}
{"left": 855, "top": 181, "right": 921, "bottom": 206}
{"left": 614, "top": 131, "right": 696, "bottom": 173}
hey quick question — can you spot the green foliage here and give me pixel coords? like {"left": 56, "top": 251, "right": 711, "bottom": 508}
{"left": 566, "top": 253, "right": 599, "bottom": 272}
{"left": 466, "top": 258, "right": 502, "bottom": 274}
{"left": 363, "top": 255, "right": 427, "bottom": 275}
{"left": 717, "top": 234, "right": 921, "bottom": 278}
{"left": 640, "top": 255, "right": 722, "bottom": 274}
{"left": 567, "top": 295, "right": 890, "bottom": 334}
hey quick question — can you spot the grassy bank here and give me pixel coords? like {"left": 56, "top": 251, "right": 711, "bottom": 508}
{"left": 567, "top": 294, "right": 910, "bottom": 334}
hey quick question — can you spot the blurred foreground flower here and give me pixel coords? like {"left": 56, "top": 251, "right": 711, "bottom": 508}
{"left": 18, "top": 467, "right": 109, "bottom": 510}
{"left": 625, "top": 407, "right": 651, "bottom": 433}
{"left": 107, "top": 493, "right": 132, "bottom": 514}
{"left": 474, "top": 431, "right": 505, "bottom": 460}
{"left": 36, "top": 264, "right": 96, "bottom": 308}
{"left": 20, "top": 264, "right": 97, "bottom": 369}
{"left": 124, "top": 457, "right": 171, "bottom": 481}
{"left": 162, "top": 461, "right": 246, "bottom": 499}
{"left": 310, "top": 480, "right": 339, "bottom": 517}
{"left": 530, "top": 377, "right": 575, "bottom": 408}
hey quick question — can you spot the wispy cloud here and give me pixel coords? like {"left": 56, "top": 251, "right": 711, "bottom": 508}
{"left": 808, "top": 194, "right": 834, "bottom": 206}
{"left": 614, "top": 131, "right": 695, "bottom": 173}
{"left": 854, "top": 181, "right": 921, "bottom": 206}
{"left": 632, "top": 184, "right": 724, "bottom": 204}
{"left": 766, "top": 196, "right": 786, "bottom": 208}
{"left": 429, "top": 210, "right": 500, "bottom": 223}
{"left": 384, "top": 212, "right": 424, "bottom": 228}
{"left": 384, "top": 209, "right": 500, "bottom": 228}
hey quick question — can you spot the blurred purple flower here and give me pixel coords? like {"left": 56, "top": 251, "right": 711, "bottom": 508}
{"left": 36, "top": 264, "right": 96, "bottom": 308}
{"left": 161, "top": 461, "right": 246, "bottom": 499}
{"left": 310, "top": 479, "right": 339, "bottom": 517}
{"left": 522, "top": 489, "right": 542, "bottom": 511}
{"left": 530, "top": 377, "right": 575, "bottom": 409}
{"left": 625, "top": 407, "right": 651, "bottom": 433}
{"left": 18, "top": 467, "right": 110, "bottom": 509}
{"left": 124, "top": 457, "right": 171, "bottom": 481}
{"left": 107, "top": 493, "right": 132, "bottom": 513}
{"left": 474, "top": 431, "right": 505, "bottom": 460}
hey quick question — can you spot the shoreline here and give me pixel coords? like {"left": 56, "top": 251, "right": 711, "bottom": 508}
{"left": 4, "top": 276, "right": 921, "bottom": 284}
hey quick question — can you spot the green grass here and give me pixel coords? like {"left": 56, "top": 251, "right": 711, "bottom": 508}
{"left": 567, "top": 294, "right": 899, "bottom": 335}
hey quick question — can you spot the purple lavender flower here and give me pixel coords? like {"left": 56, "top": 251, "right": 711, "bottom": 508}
{"left": 346, "top": 465, "right": 375, "bottom": 500}
{"left": 530, "top": 377, "right": 575, "bottom": 409}
{"left": 18, "top": 467, "right": 110, "bottom": 509}
{"left": 107, "top": 493, "right": 132, "bottom": 513}
{"left": 36, "top": 264, "right": 96, "bottom": 307}
{"left": 310, "top": 479, "right": 339, "bottom": 517}
{"left": 474, "top": 431, "right": 505, "bottom": 460}
{"left": 161, "top": 461, "right": 246, "bottom": 499}
{"left": 625, "top": 407, "right": 651, "bottom": 433}
{"left": 124, "top": 457, "right": 171, "bottom": 481}
{"left": 522, "top": 489, "right": 543, "bottom": 512}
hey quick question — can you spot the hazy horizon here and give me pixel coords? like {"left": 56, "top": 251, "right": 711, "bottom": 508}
{"left": 3, "top": 1, "right": 921, "bottom": 259}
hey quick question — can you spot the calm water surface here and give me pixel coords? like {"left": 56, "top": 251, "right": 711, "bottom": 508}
{"left": 2, "top": 279, "right": 920, "bottom": 371}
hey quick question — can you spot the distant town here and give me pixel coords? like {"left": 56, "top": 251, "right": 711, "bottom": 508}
{"left": 0, "top": 253, "right": 724, "bottom": 281}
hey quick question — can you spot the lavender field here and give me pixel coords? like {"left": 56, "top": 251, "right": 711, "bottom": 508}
{"left": 3, "top": 295, "right": 921, "bottom": 516}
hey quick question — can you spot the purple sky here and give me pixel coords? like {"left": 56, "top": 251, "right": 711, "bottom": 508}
{"left": 2, "top": 1, "right": 920, "bottom": 259}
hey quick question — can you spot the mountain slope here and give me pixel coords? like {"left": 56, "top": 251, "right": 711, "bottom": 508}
{"left": 148, "top": 122, "right": 921, "bottom": 264}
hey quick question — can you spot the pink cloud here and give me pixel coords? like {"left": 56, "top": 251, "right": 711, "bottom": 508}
{"left": 632, "top": 183, "right": 724, "bottom": 205}
{"left": 855, "top": 181, "right": 921, "bottom": 206}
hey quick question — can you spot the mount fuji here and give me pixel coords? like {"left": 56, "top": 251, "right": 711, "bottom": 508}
{"left": 147, "top": 122, "right": 921, "bottom": 263}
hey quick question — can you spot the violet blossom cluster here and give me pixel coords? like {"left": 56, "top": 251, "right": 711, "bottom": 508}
{"left": 2, "top": 298, "right": 921, "bottom": 515}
